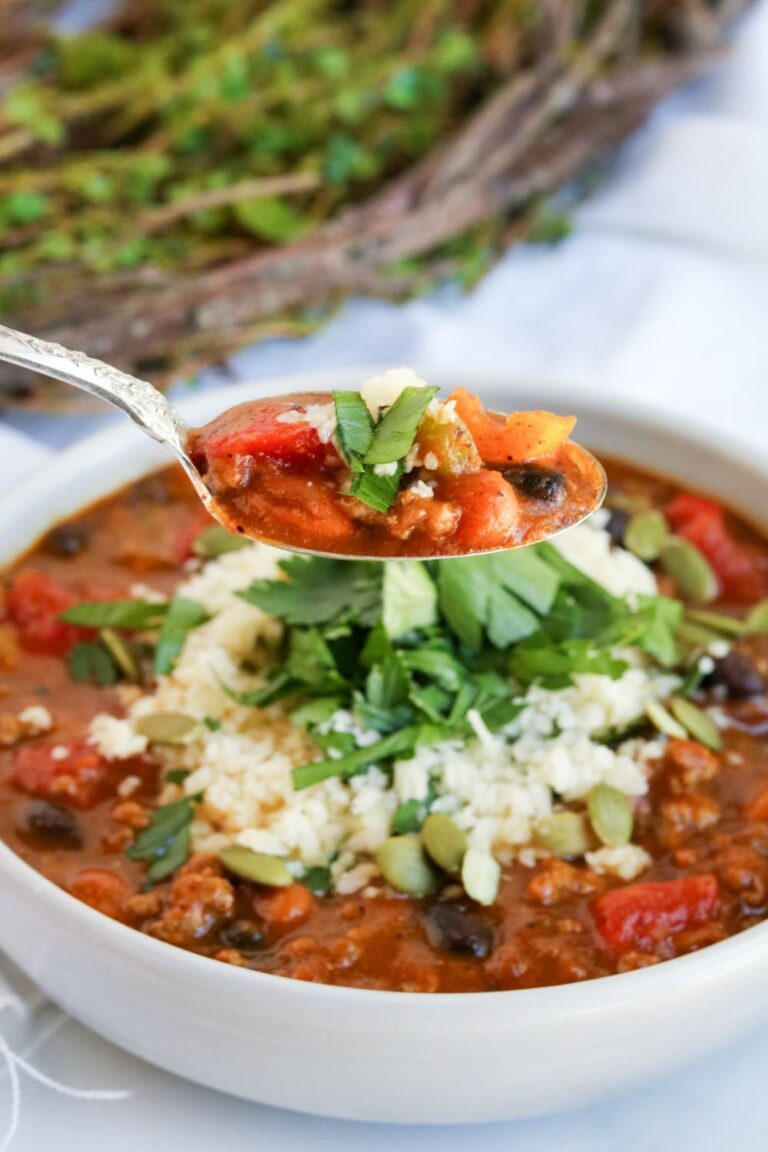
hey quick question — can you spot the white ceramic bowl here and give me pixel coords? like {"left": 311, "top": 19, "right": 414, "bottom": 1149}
{"left": 0, "top": 370, "right": 767, "bottom": 1125}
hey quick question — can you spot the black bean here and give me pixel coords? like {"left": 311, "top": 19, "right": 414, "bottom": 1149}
{"left": 19, "top": 800, "right": 82, "bottom": 847}
{"left": 711, "top": 650, "right": 766, "bottom": 699}
{"left": 220, "top": 918, "right": 264, "bottom": 951}
{"left": 604, "top": 507, "right": 630, "bottom": 546}
{"left": 424, "top": 902, "right": 493, "bottom": 959}
{"left": 502, "top": 466, "right": 566, "bottom": 505}
{"left": 45, "top": 522, "right": 90, "bottom": 557}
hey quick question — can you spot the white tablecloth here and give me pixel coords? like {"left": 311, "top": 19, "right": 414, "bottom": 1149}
{"left": 2, "top": 3, "right": 768, "bottom": 1147}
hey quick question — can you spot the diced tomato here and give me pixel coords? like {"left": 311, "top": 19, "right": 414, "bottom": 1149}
{"left": 191, "top": 397, "right": 334, "bottom": 471}
{"left": 665, "top": 494, "right": 768, "bottom": 603}
{"left": 449, "top": 388, "right": 576, "bottom": 465}
{"left": 254, "top": 883, "right": 315, "bottom": 927}
{"left": 11, "top": 741, "right": 109, "bottom": 808}
{"left": 665, "top": 494, "right": 723, "bottom": 525}
{"left": 445, "top": 469, "right": 519, "bottom": 550}
{"left": 6, "top": 570, "right": 81, "bottom": 655}
{"left": 174, "top": 517, "right": 212, "bottom": 563}
{"left": 593, "top": 874, "right": 719, "bottom": 956}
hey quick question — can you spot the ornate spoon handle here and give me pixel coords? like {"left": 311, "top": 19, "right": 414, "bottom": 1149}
{"left": 0, "top": 323, "right": 210, "bottom": 503}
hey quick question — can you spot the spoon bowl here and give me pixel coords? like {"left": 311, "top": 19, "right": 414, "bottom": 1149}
{"left": 0, "top": 324, "right": 606, "bottom": 559}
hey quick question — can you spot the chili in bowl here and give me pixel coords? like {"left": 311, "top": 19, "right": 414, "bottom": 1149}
{"left": 0, "top": 372, "right": 767, "bottom": 1123}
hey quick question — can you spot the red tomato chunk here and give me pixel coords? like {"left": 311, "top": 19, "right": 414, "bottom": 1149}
{"left": 11, "top": 741, "right": 110, "bottom": 809}
{"left": 593, "top": 874, "right": 720, "bottom": 957}
{"left": 7, "top": 570, "right": 81, "bottom": 655}
{"left": 666, "top": 494, "right": 768, "bottom": 603}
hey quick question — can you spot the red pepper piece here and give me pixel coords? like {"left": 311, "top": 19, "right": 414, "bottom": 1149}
{"left": 593, "top": 873, "right": 719, "bottom": 956}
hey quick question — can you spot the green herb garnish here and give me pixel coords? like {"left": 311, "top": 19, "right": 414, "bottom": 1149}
{"left": 126, "top": 796, "right": 198, "bottom": 882}
{"left": 67, "top": 639, "right": 120, "bottom": 686}
{"left": 61, "top": 599, "right": 168, "bottom": 630}
{"left": 154, "top": 597, "right": 208, "bottom": 676}
{"left": 333, "top": 390, "right": 375, "bottom": 471}
{"left": 363, "top": 385, "right": 439, "bottom": 464}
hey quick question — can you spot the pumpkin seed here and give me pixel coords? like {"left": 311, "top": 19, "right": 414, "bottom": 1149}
{"left": 134, "top": 712, "right": 198, "bottom": 745}
{"left": 534, "top": 811, "right": 591, "bottom": 857}
{"left": 623, "top": 509, "right": 669, "bottom": 561}
{"left": 587, "top": 784, "right": 633, "bottom": 847}
{"left": 422, "top": 813, "right": 467, "bottom": 874}
{"left": 669, "top": 697, "right": 723, "bottom": 751}
{"left": 645, "top": 700, "right": 687, "bottom": 739}
{"left": 746, "top": 600, "right": 768, "bottom": 635}
{"left": 461, "top": 848, "right": 501, "bottom": 906}
{"left": 686, "top": 609, "right": 745, "bottom": 637}
{"left": 193, "top": 524, "right": 251, "bottom": 558}
{"left": 218, "top": 845, "right": 293, "bottom": 887}
{"left": 375, "top": 834, "right": 440, "bottom": 896}
{"left": 660, "top": 537, "right": 718, "bottom": 604}
{"left": 100, "top": 627, "right": 141, "bottom": 682}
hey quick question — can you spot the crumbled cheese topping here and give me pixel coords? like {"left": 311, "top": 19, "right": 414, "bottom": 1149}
{"left": 408, "top": 480, "right": 434, "bottom": 500}
{"left": 372, "top": 461, "right": 399, "bottom": 477}
{"left": 359, "top": 367, "right": 428, "bottom": 419}
{"left": 18, "top": 705, "right": 52, "bottom": 735}
{"left": 586, "top": 845, "right": 652, "bottom": 881}
{"left": 275, "top": 401, "right": 337, "bottom": 444}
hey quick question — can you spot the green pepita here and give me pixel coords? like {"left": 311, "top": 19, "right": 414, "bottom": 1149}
{"left": 623, "top": 509, "right": 669, "bottom": 561}
{"left": 746, "top": 600, "right": 768, "bottom": 635}
{"left": 645, "top": 700, "right": 687, "bottom": 739}
{"left": 100, "top": 627, "right": 141, "bottom": 682}
{"left": 193, "top": 524, "right": 251, "bottom": 559}
{"left": 461, "top": 848, "right": 501, "bottom": 906}
{"left": 422, "top": 813, "right": 467, "bottom": 874}
{"left": 587, "top": 784, "right": 633, "bottom": 847}
{"left": 686, "top": 609, "right": 745, "bottom": 637}
{"left": 534, "top": 811, "right": 591, "bottom": 857}
{"left": 660, "top": 537, "right": 718, "bottom": 604}
{"left": 134, "top": 712, "right": 198, "bottom": 744}
{"left": 375, "top": 834, "right": 440, "bottom": 897}
{"left": 669, "top": 697, "right": 723, "bottom": 751}
{"left": 218, "top": 845, "right": 293, "bottom": 887}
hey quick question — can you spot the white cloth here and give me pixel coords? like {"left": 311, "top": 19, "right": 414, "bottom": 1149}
{"left": 3, "top": 2, "right": 768, "bottom": 1147}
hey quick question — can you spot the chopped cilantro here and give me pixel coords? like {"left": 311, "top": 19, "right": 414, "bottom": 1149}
{"left": 61, "top": 598, "right": 168, "bottom": 630}
{"left": 154, "top": 596, "right": 208, "bottom": 676}
{"left": 68, "top": 640, "right": 120, "bottom": 686}
{"left": 125, "top": 796, "right": 198, "bottom": 882}
{"left": 382, "top": 561, "right": 437, "bottom": 639}
{"left": 239, "top": 556, "right": 381, "bottom": 627}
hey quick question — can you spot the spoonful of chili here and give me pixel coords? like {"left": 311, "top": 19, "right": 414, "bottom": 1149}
{"left": 0, "top": 324, "right": 606, "bottom": 559}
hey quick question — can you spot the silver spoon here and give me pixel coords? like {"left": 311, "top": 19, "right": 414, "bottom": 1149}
{"left": 0, "top": 322, "right": 606, "bottom": 559}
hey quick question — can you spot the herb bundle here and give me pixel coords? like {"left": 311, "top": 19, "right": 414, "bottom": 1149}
{"left": 0, "top": 0, "right": 750, "bottom": 406}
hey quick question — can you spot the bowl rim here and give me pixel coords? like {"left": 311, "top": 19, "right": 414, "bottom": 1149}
{"left": 3, "top": 365, "right": 768, "bottom": 1014}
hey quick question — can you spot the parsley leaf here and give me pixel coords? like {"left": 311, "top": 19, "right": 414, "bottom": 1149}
{"left": 154, "top": 597, "right": 208, "bottom": 676}
{"left": 333, "top": 390, "right": 374, "bottom": 471}
{"left": 239, "top": 557, "right": 382, "bottom": 627}
{"left": 363, "top": 385, "right": 439, "bottom": 465}
{"left": 382, "top": 561, "right": 437, "bottom": 639}
{"left": 61, "top": 599, "right": 168, "bottom": 630}
{"left": 68, "top": 640, "right": 120, "bottom": 686}
{"left": 437, "top": 554, "right": 544, "bottom": 649}
{"left": 125, "top": 796, "right": 197, "bottom": 882}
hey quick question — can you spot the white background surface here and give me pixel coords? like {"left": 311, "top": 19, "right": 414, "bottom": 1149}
{"left": 2, "top": 2, "right": 768, "bottom": 1147}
